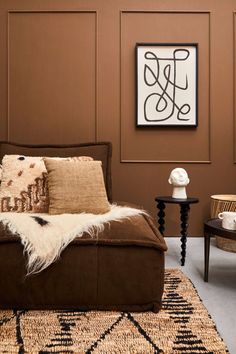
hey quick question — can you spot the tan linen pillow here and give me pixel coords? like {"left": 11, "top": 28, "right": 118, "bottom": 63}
{"left": 44, "top": 158, "right": 110, "bottom": 215}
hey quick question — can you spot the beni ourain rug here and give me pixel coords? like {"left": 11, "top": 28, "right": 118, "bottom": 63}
{"left": 0, "top": 269, "right": 228, "bottom": 354}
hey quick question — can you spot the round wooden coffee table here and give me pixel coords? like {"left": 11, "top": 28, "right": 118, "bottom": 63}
{"left": 204, "top": 218, "right": 236, "bottom": 282}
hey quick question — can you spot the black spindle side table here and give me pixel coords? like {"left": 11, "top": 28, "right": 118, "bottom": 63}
{"left": 155, "top": 196, "right": 199, "bottom": 266}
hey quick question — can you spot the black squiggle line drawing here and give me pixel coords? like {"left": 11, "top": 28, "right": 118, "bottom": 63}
{"left": 143, "top": 49, "right": 191, "bottom": 122}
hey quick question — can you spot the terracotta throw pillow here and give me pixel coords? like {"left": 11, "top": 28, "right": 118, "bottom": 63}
{"left": 0, "top": 155, "right": 94, "bottom": 213}
{"left": 44, "top": 158, "right": 110, "bottom": 215}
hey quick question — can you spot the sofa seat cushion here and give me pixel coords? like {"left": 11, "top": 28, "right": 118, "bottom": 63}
{"left": 79, "top": 214, "right": 166, "bottom": 250}
{"left": 0, "top": 214, "right": 167, "bottom": 252}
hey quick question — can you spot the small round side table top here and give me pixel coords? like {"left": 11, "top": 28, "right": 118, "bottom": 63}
{"left": 204, "top": 218, "right": 236, "bottom": 241}
{"left": 155, "top": 196, "right": 199, "bottom": 204}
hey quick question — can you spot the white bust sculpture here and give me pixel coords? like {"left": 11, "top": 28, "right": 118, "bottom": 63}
{"left": 168, "top": 168, "right": 190, "bottom": 199}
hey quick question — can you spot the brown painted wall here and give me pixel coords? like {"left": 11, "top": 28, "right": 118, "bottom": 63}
{"left": 0, "top": 0, "right": 236, "bottom": 235}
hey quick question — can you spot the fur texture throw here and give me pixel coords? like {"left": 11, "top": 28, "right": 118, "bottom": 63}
{"left": 0, "top": 205, "right": 145, "bottom": 275}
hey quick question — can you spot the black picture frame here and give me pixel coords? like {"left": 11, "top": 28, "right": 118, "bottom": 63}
{"left": 136, "top": 43, "right": 198, "bottom": 127}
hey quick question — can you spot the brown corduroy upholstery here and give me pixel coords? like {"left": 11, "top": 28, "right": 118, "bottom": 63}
{"left": 0, "top": 142, "right": 167, "bottom": 312}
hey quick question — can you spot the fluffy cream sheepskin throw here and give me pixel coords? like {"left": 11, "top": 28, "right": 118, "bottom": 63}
{"left": 0, "top": 205, "right": 145, "bottom": 275}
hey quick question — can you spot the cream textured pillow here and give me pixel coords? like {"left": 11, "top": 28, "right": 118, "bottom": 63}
{"left": 0, "top": 155, "right": 94, "bottom": 213}
{"left": 0, "top": 155, "right": 48, "bottom": 213}
{"left": 44, "top": 158, "right": 110, "bottom": 215}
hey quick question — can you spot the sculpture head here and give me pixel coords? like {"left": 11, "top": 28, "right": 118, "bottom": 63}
{"left": 168, "top": 168, "right": 190, "bottom": 187}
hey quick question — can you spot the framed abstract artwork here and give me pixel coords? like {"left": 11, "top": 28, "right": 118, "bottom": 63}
{"left": 136, "top": 43, "right": 198, "bottom": 127}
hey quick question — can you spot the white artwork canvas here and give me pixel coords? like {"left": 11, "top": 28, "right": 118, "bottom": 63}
{"left": 136, "top": 44, "right": 198, "bottom": 127}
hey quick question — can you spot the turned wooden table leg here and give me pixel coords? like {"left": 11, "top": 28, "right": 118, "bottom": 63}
{"left": 180, "top": 204, "right": 190, "bottom": 266}
{"left": 204, "top": 232, "right": 211, "bottom": 282}
{"left": 157, "top": 201, "right": 166, "bottom": 235}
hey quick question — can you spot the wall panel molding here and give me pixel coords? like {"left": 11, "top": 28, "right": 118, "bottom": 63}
{"left": 233, "top": 11, "right": 236, "bottom": 163}
{"left": 120, "top": 10, "right": 211, "bottom": 163}
{"left": 7, "top": 10, "right": 98, "bottom": 143}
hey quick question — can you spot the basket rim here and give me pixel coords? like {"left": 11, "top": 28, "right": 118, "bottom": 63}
{"left": 211, "top": 194, "right": 236, "bottom": 201}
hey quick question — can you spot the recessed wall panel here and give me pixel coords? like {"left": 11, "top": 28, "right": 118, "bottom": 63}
{"left": 234, "top": 12, "right": 236, "bottom": 163}
{"left": 8, "top": 11, "right": 96, "bottom": 144}
{"left": 121, "top": 12, "right": 210, "bottom": 162}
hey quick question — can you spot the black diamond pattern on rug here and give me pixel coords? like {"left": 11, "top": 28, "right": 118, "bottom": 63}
{"left": 85, "top": 312, "right": 126, "bottom": 353}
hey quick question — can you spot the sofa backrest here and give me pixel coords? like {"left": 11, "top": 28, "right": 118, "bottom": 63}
{"left": 0, "top": 141, "right": 112, "bottom": 202}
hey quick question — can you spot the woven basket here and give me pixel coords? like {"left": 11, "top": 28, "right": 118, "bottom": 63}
{"left": 211, "top": 194, "right": 236, "bottom": 253}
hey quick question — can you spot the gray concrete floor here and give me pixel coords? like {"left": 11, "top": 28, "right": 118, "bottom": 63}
{"left": 165, "top": 237, "right": 236, "bottom": 354}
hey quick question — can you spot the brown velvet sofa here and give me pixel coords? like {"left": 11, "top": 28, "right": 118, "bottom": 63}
{"left": 0, "top": 142, "right": 167, "bottom": 313}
